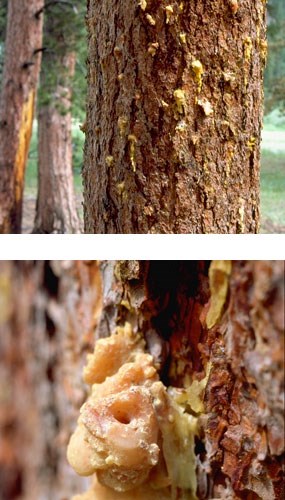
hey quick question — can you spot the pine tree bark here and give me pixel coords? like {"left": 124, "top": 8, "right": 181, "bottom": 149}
{"left": 73, "top": 260, "right": 284, "bottom": 499}
{"left": 0, "top": 261, "right": 102, "bottom": 500}
{"left": 0, "top": 0, "right": 43, "bottom": 233}
{"left": 34, "top": 50, "right": 81, "bottom": 234}
{"left": 83, "top": 0, "right": 267, "bottom": 234}
{"left": 1, "top": 261, "right": 283, "bottom": 499}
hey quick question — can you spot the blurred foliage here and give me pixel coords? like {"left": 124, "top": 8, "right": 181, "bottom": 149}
{"left": 72, "top": 122, "right": 85, "bottom": 182}
{"left": 265, "top": 0, "right": 285, "bottom": 115}
{"left": 0, "top": 0, "right": 7, "bottom": 39}
{"left": 264, "top": 108, "right": 285, "bottom": 130}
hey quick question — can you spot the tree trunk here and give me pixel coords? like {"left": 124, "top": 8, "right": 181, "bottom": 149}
{"left": 70, "top": 260, "right": 284, "bottom": 499}
{"left": 0, "top": 261, "right": 102, "bottom": 499}
{"left": 0, "top": 0, "right": 43, "bottom": 233}
{"left": 83, "top": 1, "right": 267, "bottom": 234}
{"left": 1, "top": 261, "right": 283, "bottom": 500}
{"left": 34, "top": 51, "right": 81, "bottom": 234}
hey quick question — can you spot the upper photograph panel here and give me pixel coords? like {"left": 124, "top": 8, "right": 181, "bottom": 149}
{"left": 0, "top": 0, "right": 284, "bottom": 234}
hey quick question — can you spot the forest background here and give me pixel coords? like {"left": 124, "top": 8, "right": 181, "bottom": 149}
{"left": 0, "top": 0, "right": 284, "bottom": 233}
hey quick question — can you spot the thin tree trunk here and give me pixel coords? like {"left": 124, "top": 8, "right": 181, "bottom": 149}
{"left": 83, "top": 1, "right": 267, "bottom": 234}
{"left": 34, "top": 51, "right": 81, "bottom": 234}
{"left": 0, "top": 0, "right": 43, "bottom": 233}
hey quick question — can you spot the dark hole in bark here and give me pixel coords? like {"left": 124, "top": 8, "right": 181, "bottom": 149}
{"left": 143, "top": 261, "right": 210, "bottom": 385}
{"left": 44, "top": 262, "right": 59, "bottom": 297}
{"left": 45, "top": 312, "right": 56, "bottom": 338}
{"left": 144, "top": 261, "right": 210, "bottom": 339}
{"left": 249, "top": 150, "right": 255, "bottom": 175}
{"left": 46, "top": 360, "right": 55, "bottom": 382}
{"left": 195, "top": 436, "right": 206, "bottom": 457}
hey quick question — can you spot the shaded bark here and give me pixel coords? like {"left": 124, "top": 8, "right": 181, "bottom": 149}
{"left": 34, "top": 51, "right": 81, "bottom": 234}
{"left": 84, "top": 0, "right": 266, "bottom": 234}
{"left": 0, "top": 261, "right": 102, "bottom": 499}
{"left": 0, "top": 0, "right": 43, "bottom": 233}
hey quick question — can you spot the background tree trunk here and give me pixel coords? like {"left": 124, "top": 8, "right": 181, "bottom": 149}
{"left": 0, "top": 0, "right": 43, "bottom": 233}
{"left": 83, "top": 0, "right": 267, "bottom": 234}
{"left": 34, "top": 53, "right": 81, "bottom": 233}
{"left": 0, "top": 261, "right": 284, "bottom": 499}
{"left": 33, "top": 3, "right": 81, "bottom": 234}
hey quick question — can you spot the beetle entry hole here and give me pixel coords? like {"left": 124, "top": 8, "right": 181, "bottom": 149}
{"left": 112, "top": 407, "right": 132, "bottom": 425}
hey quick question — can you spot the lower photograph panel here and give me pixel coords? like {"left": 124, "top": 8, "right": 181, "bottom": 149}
{"left": 0, "top": 261, "right": 284, "bottom": 500}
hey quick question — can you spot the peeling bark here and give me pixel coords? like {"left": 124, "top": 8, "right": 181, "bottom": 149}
{"left": 0, "top": 0, "right": 43, "bottom": 233}
{"left": 203, "top": 261, "right": 284, "bottom": 499}
{"left": 84, "top": 1, "right": 266, "bottom": 234}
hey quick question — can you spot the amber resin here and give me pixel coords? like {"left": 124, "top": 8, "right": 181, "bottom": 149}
{"left": 68, "top": 324, "right": 161, "bottom": 493}
{"left": 67, "top": 323, "right": 201, "bottom": 499}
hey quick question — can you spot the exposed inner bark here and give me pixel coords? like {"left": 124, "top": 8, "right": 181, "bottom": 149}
{"left": 84, "top": 1, "right": 266, "bottom": 234}
{"left": 0, "top": 0, "right": 43, "bottom": 233}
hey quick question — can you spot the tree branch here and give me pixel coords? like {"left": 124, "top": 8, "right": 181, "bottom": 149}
{"left": 33, "top": 47, "right": 48, "bottom": 55}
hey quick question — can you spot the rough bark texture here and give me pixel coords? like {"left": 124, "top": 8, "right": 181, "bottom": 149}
{"left": 76, "top": 260, "right": 284, "bottom": 499}
{"left": 0, "top": 261, "right": 101, "bottom": 499}
{"left": 34, "top": 54, "right": 81, "bottom": 234}
{"left": 1, "top": 261, "right": 284, "bottom": 500}
{"left": 0, "top": 0, "right": 43, "bottom": 233}
{"left": 83, "top": 0, "right": 266, "bottom": 234}
{"left": 202, "top": 260, "right": 284, "bottom": 499}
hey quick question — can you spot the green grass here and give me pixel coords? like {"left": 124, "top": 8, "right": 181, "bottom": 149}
{"left": 260, "top": 109, "right": 285, "bottom": 230}
{"left": 261, "top": 150, "right": 285, "bottom": 230}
